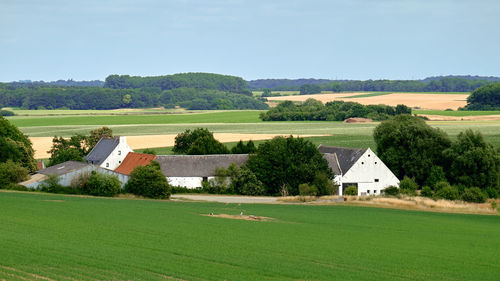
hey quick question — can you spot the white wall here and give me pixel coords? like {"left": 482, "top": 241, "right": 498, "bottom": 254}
{"left": 100, "top": 136, "right": 133, "bottom": 170}
{"left": 334, "top": 175, "right": 343, "bottom": 195}
{"left": 342, "top": 148, "right": 399, "bottom": 196}
{"left": 167, "top": 177, "right": 215, "bottom": 188}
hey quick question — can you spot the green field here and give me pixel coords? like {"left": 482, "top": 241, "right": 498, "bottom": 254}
{"left": 1, "top": 191, "right": 499, "bottom": 280}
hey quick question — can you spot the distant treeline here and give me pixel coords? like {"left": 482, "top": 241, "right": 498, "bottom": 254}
{"left": 249, "top": 76, "right": 500, "bottom": 92}
{"left": 7, "top": 79, "right": 104, "bottom": 88}
{"left": 104, "top": 72, "right": 252, "bottom": 95}
{"left": 259, "top": 99, "right": 411, "bottom": 121}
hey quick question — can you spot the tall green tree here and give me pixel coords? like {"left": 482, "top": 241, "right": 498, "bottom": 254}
{"left": 125, "top": 162, "right": 171, "bottom": 199}
{"left": 373, "top": 115, "right": 451, "bottom": 185}
{"left": 0, "top": 116, "right": 37, "bottom": 172}
{"left": 173, "top": 128, "right": 229, "bottom": 155}
{"left": 246, "top": 136, "right": 332, "bottom": 195}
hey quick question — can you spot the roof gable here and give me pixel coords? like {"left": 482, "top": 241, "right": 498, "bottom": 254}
{"left": 85, "top": 137, "right": 120, "bottom": 165}
{"left": 156, "top": 154, "right": 249, "bottom": 177}
{"left": 114, "top": 152, "right": 156, "bottom": 175}
{"left": 322, "top": 153, "right": 342, "bottom": 175}
{"left": 318, "top": 145, "right": 367, "bottom": 174}
{"left": 38, "top": 161, "right": 91, "bottom": 176}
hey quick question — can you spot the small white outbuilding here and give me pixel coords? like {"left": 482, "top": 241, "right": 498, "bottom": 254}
{"left": 85, "top": 136, "right": 133, "bottom": 170}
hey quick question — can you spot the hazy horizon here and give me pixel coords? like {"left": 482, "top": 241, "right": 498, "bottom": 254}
{"left": 2, "top": 0, "right": 499, "bottom": 82}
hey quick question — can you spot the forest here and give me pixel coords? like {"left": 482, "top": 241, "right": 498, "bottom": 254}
{"left": 259, "top": 99, "right": 411, "bottom": 121}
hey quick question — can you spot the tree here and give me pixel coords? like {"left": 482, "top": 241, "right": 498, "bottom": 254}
{"left": 0, "top": 116, "right": 37, "bottom": 172}
{"left": 465, "top": 82, "right": 500, "bottom": 110}
{"left": 0, "top": 160, "right": 29, "bottom": 187}
{"left": 443, "top": 130, "right": 499, "bottom": 194}
{"left": 48, "top": 134, "right": 88, "bottom": 166}
{"left": 87, "top": 127, "right": 113, "bottom": 150}
{"left": 230, "top": 165, "right": 265, "bottom": 195}
{"left": 84, "top": 171, "right": 121, "bottom": 197}
{"left": 231, "top": 140, "right": 257, "bottom": 154}
{"left": 246, "top": 136, "right": 332, "bottom": 196}
{"left": 373, "top": 115, "right": 451, "bottom": 185}
{"left": 173, "top": 128, "right": 229, "bottom": 155}
{"left": 299, "top": 84, "right": 322, "bottom": 95}
{"left": 344, "top": 185, "right": 357, "bottom": 195}
{"left": 125, "top": 162, "right": 171, "bottom": 199}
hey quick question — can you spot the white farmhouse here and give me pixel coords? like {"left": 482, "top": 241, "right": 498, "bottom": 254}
{"left": 85, "top": 136, "right": 133, "bottom": 170}
{"left": 156, "top": 154, "right": 248, "bottom": 188}
{"left": 318, "top": 145, "right": 399, "bottom": 196}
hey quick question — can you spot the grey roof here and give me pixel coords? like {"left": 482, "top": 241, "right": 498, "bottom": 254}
{"left": 38, "top": 161, "right": 91, "bottom": 176}
{"left": 318, "top": 145, "right": 367, "bottom": 174}
{"left": 156, "top": 154, "right": 249, "bottom": 177}
{"left": 85, "top": 137, "right": 120, "bottom": 165}
{"left": 322, "top": 153, "right": 342, "bottom": 175}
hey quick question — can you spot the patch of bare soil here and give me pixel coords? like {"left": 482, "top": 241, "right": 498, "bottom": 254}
{"left": 343, "top": 117, "right": 373, "bottom": 123}
{"left": 420, "top": 114, "right": 500, "bottom": 121}
{"left": 30, "top": 133, "right": 328, "bottom": 159}
{"left": 202, "top": 213, "right": 274, "bottom": 221}
{"left": 268, "top": 93, "right": 469, "bottom": 110}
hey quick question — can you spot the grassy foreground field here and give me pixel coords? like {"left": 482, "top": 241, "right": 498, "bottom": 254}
{"left": 1, "top": 191, "right": 499, "bottom": 280}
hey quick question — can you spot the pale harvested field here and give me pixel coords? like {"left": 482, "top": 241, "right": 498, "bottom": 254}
{"left": 31, "top": 133, "right": 327, "bottom": 159}
{"left": 420, "top": 114, "right": 500, "bottom": 121}
{"left": 268, "top": 92, "right": 469, "bottom": 110}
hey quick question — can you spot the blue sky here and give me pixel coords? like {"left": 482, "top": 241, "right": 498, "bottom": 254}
{"left": 1, "top": 0, "right": 499, "bottom": 81}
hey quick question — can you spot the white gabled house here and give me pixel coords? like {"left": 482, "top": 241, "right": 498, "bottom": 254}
{"left": 85, "top": 136, "right": 133, "bottom": 170}
{"left": 318, "top": 145, "right": 399, "bottom": 196}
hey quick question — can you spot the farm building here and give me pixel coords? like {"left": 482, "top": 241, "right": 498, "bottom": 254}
{"left": 156, "top": 154, "right": 249, "bottom": 188}
{"left": 21, "top": 161, "right": 130, "bottom": 189}
{"left": 85, "top": 136, "right": 133, "bottom": 170}
{"left": 318, "top": 145, "right": 399, "bottom": 196}
{"left": 115, "top": 152, "right": 157, "bottom": 175}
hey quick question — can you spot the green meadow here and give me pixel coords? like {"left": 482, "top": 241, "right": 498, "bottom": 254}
{"left": 1, "top": 191, "right": 499, "bottom": 280}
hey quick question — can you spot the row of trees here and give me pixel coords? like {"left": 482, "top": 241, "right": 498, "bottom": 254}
{"left": 173, "top": 128, "right": 256, "bottom": 155}
{"left": 249, "top": 77, "right": 496, "bottom": 92}
{"left": 259, "top": 99, "right": 411, "bottom": 121}
{"left": 0, "top": 86, "right": 267, "bottom": 110}
{"left": 463, "top": 82, "right": 500, "bottom": 110}
{"left": 374, "top": 115, "right": 500, "bottom": 199}
{"left": 104, "top": 73, "right": 250, "bottom": 94}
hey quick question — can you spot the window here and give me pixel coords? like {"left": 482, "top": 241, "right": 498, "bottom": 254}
{"left": 118, "top": 150, "right": 121, "bottom": 155}
{"left": 119, "top": 161, "right": 121, "bottom": 164}
{"left": 367, "top": 190, "right": 370, "bottom": 194}
{"left": 361, "top": 162, "right": 364, "bottom": 165}
{"left": 375, "top": 161, "right": 378, "bottom": 164}
{"left": 375, "top": 179, "right": 379, "bottom": 182}
{"left": 368, "top": 154, "right": 370, "bottom": 157}
{"left": 374, "top": 190, "right": 377, "bottom": 194}
{"left": 202, "top": 177, "right": 208, "bottom": 182}
{"left": 106, "top": 163, "right": 109, "bottom": 168}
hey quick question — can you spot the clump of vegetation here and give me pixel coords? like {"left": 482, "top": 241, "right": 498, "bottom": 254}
{"left": 344, "top": 185, "right": 358, "bottom": 196}
{"left": 260, "top": 99, "right": 411, "bottom": 121}
{"left": 399, "top": 177, "right": 419, "bottom": 196}
{"left": 173, "top": 128, "right": 229, "bottom": 155}
{"left": 0, "top": 116, "right": 37, "bottom": 172}
{"left": 0, "top": 160, "right": 29, "bottom": 188}
{"left": 460, "top": 187, "right": 487, "bottom": 203}
{"left": 231, "top": 140, "right": 256, "bottom": 154}
{"left": 434, "top": 183, "right": 459, "bottom": 201}
{"left": 125, "top": 161, "right": 171, "bottom": 199}
{"left": 299, "top": 183, "right": 318, "bottom": 196}
{"left": 0, "top": 109, "right": 14, "bottom": 116}
{"left": 382, "top": 185, "right": 399, "bottom": 196}
{"left": 84, "top": 172, "right": 121, "bottom": 197}
{"left": 464, "top": 82, "right": 500, "bottom": 110}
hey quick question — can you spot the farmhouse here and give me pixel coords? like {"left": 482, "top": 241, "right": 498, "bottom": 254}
{"left": 318, "top": 145, "right": 399, "bottom": 196}
{"left": 85, "top": 136, "right": 133, "bottom": 170}
{"left": 156, "top": 154, "right": 248, "bottom": 188}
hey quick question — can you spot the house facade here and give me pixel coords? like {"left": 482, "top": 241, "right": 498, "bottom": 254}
{"left": 85, "top": 136, "right": 133, "bottom": 170}
{"left": 318, "top": 145, "right": 399, "bottom": 196}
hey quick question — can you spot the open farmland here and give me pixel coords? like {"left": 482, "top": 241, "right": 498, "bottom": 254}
{"left": 1, "top": 191, "right": 499, "bottom": 280}
{"left": 267, "top": 92, "right": 470, "bottom": 110}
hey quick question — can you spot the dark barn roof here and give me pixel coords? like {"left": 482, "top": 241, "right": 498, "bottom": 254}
{"left": 38, "top": 161, "right": 91, "bottom": 176}
{"left": 322, "top": 153, "right": 342, "bottom": 175}
{"left": 318, "top": 145, "right": 367, "bottom": 174}
{"left": 85, "top": 137, "right": 120, "bottom": 165}
{"left": 156, "top": 154, "right": 249, "bottom": 177}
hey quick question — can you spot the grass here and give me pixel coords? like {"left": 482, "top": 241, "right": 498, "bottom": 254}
{"left": 1, "top": 191, "right": 499, "bottom": 280}
{"left": 340, "top": 92, "right": 392, "bottom": 98}
{"left": 5, "top": 108, "right": 185, "bottom": 116}
{"left": 415, "top": 110, "right": 500, "bottom": 116}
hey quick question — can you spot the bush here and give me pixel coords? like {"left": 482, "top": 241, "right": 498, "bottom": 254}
{"left": 461, "top": 187, "right": 487, "bottom": 203}
{"left": 84, "top": 172, "right": 121, "bottom": 197}
{"left": 125, "top": 162, "right": 171, "bottom": 199}
{"left": 399, "top": 176, "right": 419, "bottom": 195}
{"left": 0, "top": 160, "right": 29, "bottom": 187}
{"left": 434, "top": 181, "right": 451, "bottom": 191}
{"left": 312, "top": 172, "right": 338, "bottom": 196}
{"left": 485, "top": 187, "right": 499, "bottom": 199}
{"left": 434, "top": 184, "right": 459, "bottom": 200}
{"left": 141, "top": 148, "right": 157, "bottom": 155}
{"left": 0, "top": 110, "right": 15, "bottom": 116}
{"left": 3, "top": 183, "right": 30, "bottom": 191}
{"left": 344, "top": 185, "right": 357, "bottom": 196}
{"left": 230, "top": 166, "right": 265, "bottom": 196}
{"left": 420, "top": 186, "right": 433, "bottom": 197}
{"left": 39, "top": 175, "right": 67, "bottom": 193}
{"left": 424, "top": 166, "right": 447, "bottom": 189}
{"left": 299, "top": 183, "right": 318, "bottom": 196}
{"left": 382, "top": 185, "right": 399, "bottom": 196}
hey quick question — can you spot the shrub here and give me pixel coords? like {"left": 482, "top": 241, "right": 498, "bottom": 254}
{"left": 344, "top": 185, "right": 358, "bottom": 196}
{"left": 420, "top": 186, "right": 433, "bottom": 198}
{"left": 399, "top": 176, "right": 418, "bottom": 195}
{"left": 141, "top": 148, "right": 157, "bottom": 155}
{"left": 382, "top": 185, "right": 399, "bottom": 196}
{"left": 0, "top": 110, "right": 15, "bottom": 116}
{"left": 424, "top": 166, "right": 447, "bottom": 189}
{"left": 299, "top": 183, "right": 318, "bottom": 196}
{"left": 231, "top": 166, "right": 265, "bottom": 196}
{"left": 434, "top": 185, "right": 459, "bottom": 200}
{"left": 125, "top": 162, "right": 171, "bottom": 199}
{"left": 434, "top": 181, "right": 451, "bottom": 191}
{"left": 84, "top": 172, "right": 121, "bottom": 197}
{"left": 485, "top": 187, "right": 499, "bottom": 199}
{"left": 0, "top": 160, "right": 29, "bottom": 187}
{"left": 460, "top": 187, "right": 487, "bottom": 203}
{"left": 313, "top": 172, "right": 338, "bottom": 196}
{"left": 39, "top": 175, "right": 66, "bottom": 193}
{"left": 3, "top": 183, "right": 30, "bottom": 191}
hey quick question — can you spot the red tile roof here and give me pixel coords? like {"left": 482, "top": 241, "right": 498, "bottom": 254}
{"left": 114, "top": 152, "right": 156, "bottom": 175}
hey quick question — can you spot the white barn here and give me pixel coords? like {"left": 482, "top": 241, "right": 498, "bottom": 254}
{"left": 318, "top": 145, "right": 399, "bottom": 196}
{"left": 85, "top": 136, "right": 133, "bottom": 170}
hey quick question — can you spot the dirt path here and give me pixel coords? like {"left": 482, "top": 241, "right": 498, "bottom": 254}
{"left": 171, "top": 194, "right": 278, "bottom": 204}
{"left": 31, "top": 133, "right": 328, "bottom": 159}
{"left": 268, "top": 93, "right": 469, "bottom": 110}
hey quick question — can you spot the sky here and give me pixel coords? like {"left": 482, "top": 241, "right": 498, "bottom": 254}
{"left": 1, "top": 0, "right": 499, "bottom": 82}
